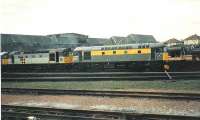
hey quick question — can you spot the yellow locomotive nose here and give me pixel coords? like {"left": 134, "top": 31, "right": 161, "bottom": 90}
{"left": 64, "top": 55, "right": 73, "bottom": 64}
{"left": 163, "top": 52, "right": 169, "bottom": 61}
{"left": 1, "top": 58, "right": 9, "bottom": 64}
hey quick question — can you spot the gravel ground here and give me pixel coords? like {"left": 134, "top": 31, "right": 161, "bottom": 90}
{"left": 2, "top": 95, "right": 200, "bottom": 116}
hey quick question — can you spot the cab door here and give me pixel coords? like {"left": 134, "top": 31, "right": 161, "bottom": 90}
{"left": 154, "top": 47, "right": 163, "bottom": 61}
{"left": 78, "top": 51, "right": 82, "bottom": 62}
{"left": 151, "top": 48, "right": 156, "bottom": 61}
{"left": 55, "top": 52, "right": 59, "bottom": 63}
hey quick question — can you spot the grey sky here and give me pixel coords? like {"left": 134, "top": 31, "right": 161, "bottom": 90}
{"left": 0, "top": 0, "right": 200, "bottom": 41}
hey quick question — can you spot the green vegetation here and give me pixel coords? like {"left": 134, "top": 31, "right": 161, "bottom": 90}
{"left": 2, "top": 80, "right": 200, "bottom": 91}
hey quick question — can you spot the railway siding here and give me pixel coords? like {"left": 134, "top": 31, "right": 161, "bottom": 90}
{"left": 2, "top": 88, "right": 200, "bottom": 100}
{"left": 2, "top": 72, "right": 200, "bottom": 82}
{"left": 2, "top": 105, "right": 200, "bottom": 120}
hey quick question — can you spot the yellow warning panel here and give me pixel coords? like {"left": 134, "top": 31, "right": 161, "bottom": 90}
{"left": 91, "top": 48, "right": 151, "bottom": 56}
{"left": 1, "top": 59, "right": 9, "bottom": 64}
{"left": 64, "top": 56, "right": 73, "bottom": 63}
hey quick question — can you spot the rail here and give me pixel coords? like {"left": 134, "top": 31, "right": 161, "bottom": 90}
{"left": 2, "top": 72, "right": 200, "bottom": 81}
{"left": 2, "top": 88, "right": 200, "bottom": 100}
{"left": 2, "top": 105, "right": 200, "bottom": 120}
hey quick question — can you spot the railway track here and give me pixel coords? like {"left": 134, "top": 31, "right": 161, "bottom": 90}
{"left": 2, "top": 72, "right": 200, "bottom": 81}
{"left": 2, "top": 88, "right": 200, "bottom": 100}
{"left": 2, "top": 105, "right": 200, "bottom": 120}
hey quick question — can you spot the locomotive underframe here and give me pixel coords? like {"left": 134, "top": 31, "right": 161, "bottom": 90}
{"left": 2, "top": 61, "right": 166, "bottom": 72}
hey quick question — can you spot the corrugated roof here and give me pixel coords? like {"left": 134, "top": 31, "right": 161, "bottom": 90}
{"left": 86, "top": 38, "right": 110, "bottom": 46}
{"left": 1, "top": 34, "right": 51, "bottom": 52}
{"left": 1, "top": 33, "right": 159, "bottom": 52}
{"left": 47, "top": 33, "right": 88, "bottom": 38}
{"left": 110, "top": 36, "right": 128, "bottom": 44}
{"left": 74, "top": 43, "right": 164, "bottom": 51}
{"left": 109, "top": 34, "right": 157, "bottom": 45}
{"left": 184, "top": 34, "right": 200, "bottom": 41}
{"left": 127, "top": 34, "right": 157, "bottom": 43}
{"left": 1, "top": 33, "right": 89, "bottom": 52}
{"left": 164, "top": 38, "right": 182, "bottom": 44}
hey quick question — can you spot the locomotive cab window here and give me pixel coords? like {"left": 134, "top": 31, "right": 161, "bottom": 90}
{"left": 2, "top": 54, "right": 8, "bottom": 59}
{"left": 83, "top": 51, "right": 91, "bottom": 60}
{"left": 39, "top": 55, "right": 43, "bottom": 58}
{"left": 155, "top": 48, "right": 163, "bottom": 53}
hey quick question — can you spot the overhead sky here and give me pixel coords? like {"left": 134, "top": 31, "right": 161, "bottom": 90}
{"left": 1, "top": 0, "right": 200, "bottom": 41}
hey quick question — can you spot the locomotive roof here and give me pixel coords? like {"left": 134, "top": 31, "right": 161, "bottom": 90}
{"left": 74, "top": 43, "right": 165, "bottom": 51}
{"left": 0, "top": 52, "right": 8, "bottom": 56}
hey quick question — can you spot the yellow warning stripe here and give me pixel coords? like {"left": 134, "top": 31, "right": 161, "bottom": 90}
{"left": 91, "top": 48, "right": 151, "bottom": 56}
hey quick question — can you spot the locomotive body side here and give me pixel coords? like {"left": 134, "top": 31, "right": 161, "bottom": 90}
{"left": 90, "top": 48, "right": 151, "bottom": 62}
{"left": 13, "top": 52, "right": 49, "bottom": 64}
{"left": 11, "top": 48, "right": 74, "bottom": 64}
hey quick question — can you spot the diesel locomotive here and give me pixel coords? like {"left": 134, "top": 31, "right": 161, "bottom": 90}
{"left": 1, "top": 43, "right": 169, "bottom": 71}
{"left": 73, "top": 43, "right": 168, "bottom": 63}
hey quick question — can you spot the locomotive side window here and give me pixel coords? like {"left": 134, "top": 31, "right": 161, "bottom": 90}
{"left": 124, "top": 50, "right": 128, "bottom": 54}
{"left": 73, "top": 51, "right": 79, "bottom": 56}
{"left": 113, "top": 51, "right": 116, "bottom": 54}
{"left": 102, "top": 47, "right": 105, "bottom": 50}
{"left": 49, "top": 53, "right": 55, "bottom": 61}
{"left": 32, "top": 55, "right": 36, "bottom": 58}
{"left": 84, "top": 51, "right": 91, "bottom": 60}
{"left": 102, "top": 52, "right": 105, "bottom": 55}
